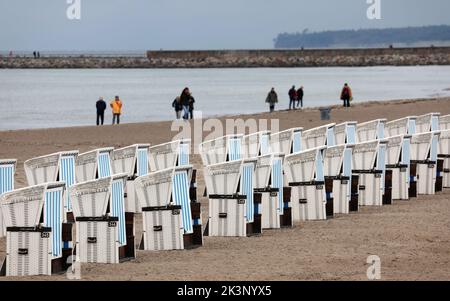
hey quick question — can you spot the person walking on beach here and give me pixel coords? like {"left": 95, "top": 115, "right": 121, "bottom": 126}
{"left": 172, "top": 96, "right": 182, "bottom": 119}
{"left": 110, "top": 95, "right": 123, "bottom": 124}
{"left": 266, "top": 88, "right": 278, "bottom": 113}
{"left": 96, "top": 97, "right": 107, "bottom": 126}
{"left": 188, "top": 95, "right": 195, "bottom": 120}
{"left": 180, "top": 87, "right": 192, "bottom": 120}
{"left": 288, "top": 86, "right": 297, "bottom": 110}
{"left": 297, "top": 86, "right": 304, "bottom": 108}
{"left": 340, "top": 83, "right": 353, "bottom": 108}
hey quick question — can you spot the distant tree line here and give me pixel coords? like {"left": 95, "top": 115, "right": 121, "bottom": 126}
{"left": 274, "top": 25, "right": 450, "bottom": 48}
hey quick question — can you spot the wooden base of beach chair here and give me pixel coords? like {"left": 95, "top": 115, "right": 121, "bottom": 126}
{"left": 255, "top": 188, "right": 281, "bottom": 229}
{"left": 51, "top": 248, "right": 73, "bottom": 274}
{"left": 279, "top": 187, "right": 293, "bottom": 228}
{"left": 325, "top": 178, "right": 334, "bottom": 217}
{"left": 67, "top": 212, "right": 75, "bottom": 223}
{"left": 289, "top": 181, "right": 327, "bottom": 222}
{"left": 349, "top": 194, "right": 359, "bottom": 212}
{"left": 2, "top": 227, "right": 52, "bottom": 277}
{"left": 183, "top": 201, "right": 203, "bottom": 248}
{"left": 435, "top": 159, "right": 444, "bottom": 192}
{"left": 354, "top": 170, "right": 383, "bottom": 206}
{"left": 387, "top": 165, "right": 409, "bottom": 200}
{"left": 383, "top": 170, "right": 393, "bottom": 205}
{"left": 439, "top": 156, "right": 450, "bottom": 188}
{"left": 247, "top": 193, "right": 262, "bottom": 236}
{"left": 207, "top": 195, "right": 247, "bottom": 237}
{"left": 415, "top": 161, "right": 437, "bottom": 195}
{"left": 119, "top": 213, "right": 135, "bottom": 260}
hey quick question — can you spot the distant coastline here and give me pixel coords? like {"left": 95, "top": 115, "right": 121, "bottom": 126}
{"left": 1, "top": 47, "right": 450, "bottom": 69}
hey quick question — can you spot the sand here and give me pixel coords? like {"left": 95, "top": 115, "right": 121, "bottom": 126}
{"left": 1, "top": 97, "right": 450, "bottom": 280}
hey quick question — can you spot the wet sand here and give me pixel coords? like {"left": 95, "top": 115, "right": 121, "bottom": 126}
{"left": 1, "top": 97, "right": 450, "bottom": 280}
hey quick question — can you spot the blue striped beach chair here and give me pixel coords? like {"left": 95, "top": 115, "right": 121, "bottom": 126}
{"left": 284, "top": 147, "right": 328, "bottom": 221}
{"left": 204, "top": 160, "right": 247, "bottom": 237}
{"left": 355, "top": 119, "right": 387, "bottom": 143}
{"left": 270, "top": 128, "right": 303, "bottom": 156}
{"left": 43, "top": 182, "right": 66, "bottom": 258}
{"left": 0, "top": 184, "right": 53, "bottom": 276}
{"left": 0, "top": 159, "right": 16, "bottom": 237}
{"left": 112, "top": 144, "right": 150, "bottom": 213}
{"left": 69, "top": 177, "right": 121, "bottom": 264}
{"left": 199, "top": 135, "right": 243, "bottom": 166}
{"left": 242, "top": 131, "right": 271, "bottom": 159}
{"left": 75, "top": 147, "right": 114, "bottom": 182}
{"left": 334, "top": 122, "right": 357, "bottom": 145}
{"left": 302, "top": 124, "right": 336, "bottom": 150}
{"left": 149, "top": 140, "right": 186, "bottom": 171}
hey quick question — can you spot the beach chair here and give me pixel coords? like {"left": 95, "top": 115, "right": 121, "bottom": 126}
{"left": 410, "top": 132, "right": 441, "bottom": 195}
{"left": 242, "top": 131, "right": 272, "bottom": 159}
{"left": 284, "top": 147, "right": 327, "bottom": 221}
{"left": 0, "top": 184, "right": 52, "bottom": 276}
{"left": 149, "top": 140, "right": 202, "bottom": 247}
{"left": 199, "top": 134, "right": 243, "bottom": 166}
{"left": 302, "top": 124, "right": 336, "bottom": 150}
{"left": 75, "top": 147, "right": 114, "bottom": 182}
{"left": 0, "top": 159, "right": 16, "bottom": 238}
{"left": 384, "top": 116, "right": 417, "bottom": 138}
{"left": 334, "top": 122, "right": 357, "bottom": 145}
{"left": 270, "top": 128, "right": 303, "bottom": 155}
{"left": 384, "top": 135, "right": 412, "bottom": 200}
{"left": 355, "top": 119, "right": 386, "bottom": 142}
{"left": 134, "top": 168, "right": 185, "bottom": 250}
{"left": 111, "top": 144, "right": 150, "bottom": 213}
{"left": 415, "top": 113, "right": 441, "bottom": 134}
{"left": 438, "top": 129, "right": 450, "bottom": 188}
{"left": 439, "top": 114, "right": 450, "bottom": 130}
{"left": 24, "top": 151, "right": 78, "bottom": 215}
{"left": 204, "top": 160, "right": 249, "bottom": 237}
{"left": 69, "top": 177, "right": 122, "bottom": 264}
{"left": 76, "top": 148, "right": 135, "bottom": 260}
{"left": 351, "top": 140, "right": 386, "bottom": 206}
{"left": 323, "top": 144, "right": 355, "bottom": 215}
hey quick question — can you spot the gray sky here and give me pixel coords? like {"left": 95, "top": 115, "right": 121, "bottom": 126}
{"left": 1, "top": 0, "right": 449, "bottom": 51}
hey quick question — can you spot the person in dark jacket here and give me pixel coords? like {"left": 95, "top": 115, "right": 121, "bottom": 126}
{"left": 96, "top": 97, "right": 107, "bottom": 126}
{"left": 188, "top": 95, "right": 195, "bottom": 120}
{"left": 288, "top": 85, "right": 297, "bottom": 110}
{"left": 180, "top": 87, "right": 192, "bottom": 120}
{"left": 340, "top": 83, "right": 353, "bottom": 108}
{"left": 296, "top": 86, "right": 304, "bottom": 108}
{"left": 172, "top": 96, "right": 182, "bottom": 119}
{"left": 265, "top": 88, "right": 278, "bottom": 113}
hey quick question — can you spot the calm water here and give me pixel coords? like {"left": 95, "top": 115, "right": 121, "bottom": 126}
{"left": 1, "top": 66, "right": 450, "bottom": 130}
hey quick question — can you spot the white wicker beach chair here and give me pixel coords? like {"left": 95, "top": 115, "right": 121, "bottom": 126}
{"left": 334, "top": 122, "right": 357, "bottom": 145}
{"left": 356, "top": 119, "right": 386, "bottom": 142}
{"left": 384, "top": 116, "right": 417, "bottom": 138}
{"left": 302, "top": 123, "right": 336, "bottom": 150}
{"left": 242, "top": 131, "right": 271, "bottom": 159}
{"left": 415, "top": 113, "right": 440, "bottom": 134}
{"left": 199, "top": 134, "right": 243, "bottom": 166}
{"left": 270, "top": 128, "right": 303, "bottom": 155}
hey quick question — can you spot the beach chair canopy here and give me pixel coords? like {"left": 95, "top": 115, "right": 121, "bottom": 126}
{"left": 134, "top": 167, "right": 174, "bottom": 208}
{"left": 323, "top": 144, "right": 351, "bottom": 177}
{"left": 149, "top": 139, "right": 190, "bottom": 172}
{"left": 0, "top": 159, "right": 16, "bottom": 195}
{"left": 254, "top": 154, "right": 272, "bottom": 189}
{"left": 200, "top": 135, "right": 243, "bottom": 166}
{"left": 409, "top": 132, "right": 434, "bottom": 161}
{"left": 439, "top": 129, "right": 450, "bottom": 155}
{"left": 242, "top": 131, "right": 271, "bottom": 159}
{"left": 111, "top": 144, "right": 150, "bottom": 178}
{"left": 69, "top": 177, "right": 111, "bottom": 218}
{"left": 415, "top": 113, "right": 441, "bottom": 134}
{"left": 384, "top": 135, "right": 407, "bottom": 165}
{"left": 334, "top": 122, "right": 357, "bottom": 145}
{"left": 270, "top": 128, "right": 303, "bottom": 155}
{"left": 356, "top": 119, "right": 386, "bottom": 142}
{"left": 284, "top": 146, "right": 326, "bottom": 184}
{"left": 439, "top": 114, "right": 450, "bottom": 130}
{"left": 204, "top": 160, "right": 243, "bottom": 195}
{"left": 302, "top": 124, "right": 335, "bottom": 150}
{"left": 352, "top": 140, "right": 379, "bottom": 170}
{"left": 24, "top": 151, "right": 78, "bottom": 187}
{"left": 76, "top": 147, "right": 114, "bottom": 183}
{"left": 384, "top": 117, "right": 415, "bottom": 138}
{"left": 0, "top": 184, "right": 47, "bottom": 227}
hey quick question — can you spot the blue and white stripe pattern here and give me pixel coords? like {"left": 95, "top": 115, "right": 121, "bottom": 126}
{"left": 430, "top": 134, "right": 439, "bottom": 162}
{"left": 260, "top": 133, "right": 270, "bottom": 155}
{"left": 326, "top": 127, "right": 336, "bottom": 147}
{"left": 346, "top": 125, "right": 356, "bottom": 144}
{"left": 179, "top": 143, "right": 190, "bottom": 166}
{"left": 228, "top": 137, "right": 242, "bottom": 161}
{"left": 137, "top": 148, "right": 149, "bottom": 176}
{"left": 0, "top": 162, "right": 15, "bottom": 195}
{"left": 271, "top": 157, "right": 284, "bottom": 214}
{"left": 98, "top": 152, "right": 112, "bottom": 178}
{"left": 292, "top": 131, "right": 302, "bottom": 153}
{"left": 241, "top": 163, "right": 254, "bottom": 222}
{"left": 315, "top": 151, "right": 325, "bottom": 181}
{"left": 408, "top": 119, "right": 416, "bottom": 135}
{"left": 59, "top": 155, "right": 76, "bottom": 211}
{"left": 111, "top": 177, "right": 127, "bottom": 246}
{"left": 431, "top": 115, "right": 440, "bottom": 131}
{"left": 402, "top": 138, "right": 411, "bottom": 184}
{"left": 44, "top": 186, "right": 64, "bottom": 257}
{"left": 172, "top": 170, "right": 193, "bottom": 234}
{"left": 377, "top": 144, "right": 387, "bottom": 191}
{"left": 377, "top": 123, "right": 385, "bottom": 140}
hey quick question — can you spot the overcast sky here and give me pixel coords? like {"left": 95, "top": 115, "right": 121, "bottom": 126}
{"left": 1, "top": 0, "right": 449, "bottom": 51}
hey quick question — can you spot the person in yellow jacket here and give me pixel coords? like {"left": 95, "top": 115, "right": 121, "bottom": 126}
{"left": 110, "top": 95, "right": 123, "bottom": 124}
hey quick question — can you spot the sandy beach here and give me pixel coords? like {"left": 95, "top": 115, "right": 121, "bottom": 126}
{"left": 1, "top": 97, "right": 450, "bottom": 281}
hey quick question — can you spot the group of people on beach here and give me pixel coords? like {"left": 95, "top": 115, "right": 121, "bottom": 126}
{"left": 172, "top": 87, "right": 195, "bottom": 120}
{"left": 265, "top": 83, "right": 353, "bottom": 113}
{"left": 95, "top": 96, "right": 123, "bottom": 126}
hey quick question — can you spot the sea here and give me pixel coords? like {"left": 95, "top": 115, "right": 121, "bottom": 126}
{"left": 1, "top": 66, "right": 450, "bottom": 130}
